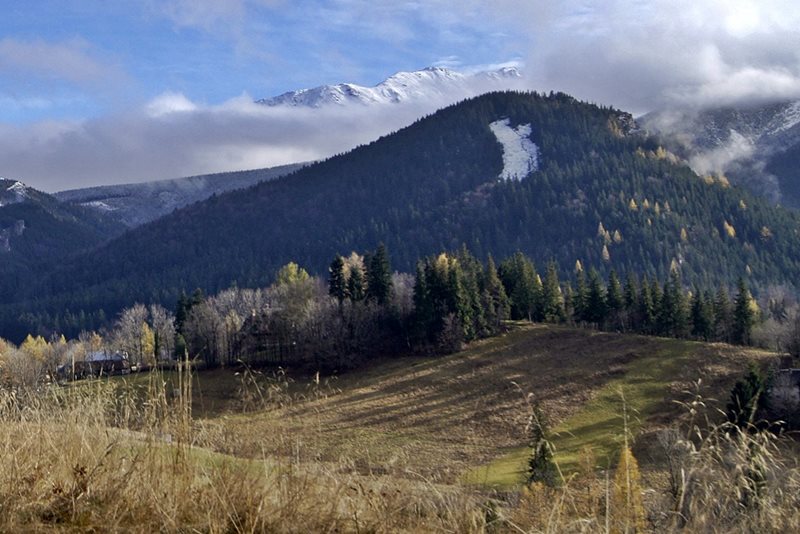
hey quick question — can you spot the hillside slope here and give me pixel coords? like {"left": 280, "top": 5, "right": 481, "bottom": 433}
{"left": 8, "top": 91, "right": 800, "bottom": 339}
{"left": 641, "top": 101, "right": 800, "bottom": 207}
{"left": 55, "top": 163, "right": 305, "bottom": 228}
{"left": 0, "top": 179, "right": 124, "bottom": 301}
{"left": 196, "top": 323, "right": 772, "bottom": 486}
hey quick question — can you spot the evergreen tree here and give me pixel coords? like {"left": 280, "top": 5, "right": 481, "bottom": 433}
{"left": 328, "top": 254, "right": 348, "bottom": 302}
{"left": 366, "top": 243, "right": 393, "bottom": 305}
{"left": 726, "top": 364, "right": 766, "bottom": 430}
{"left": 714, "top": 286, "right": 733, "bottom": 343}
{"left": 347, "top": 263, "right": 366, "bottom": 302}
{"left": 174, "top": 291, "right": 190, "bottom": 335}
{"left": 412, "top": 261, "right": 433, "bottom": 342}
{"left": 585, "top": 269, "right": 607, "bottom": 325}
{"left": 499, "top": 252, "right": 538, "bottom": 321}
{"left": 540, "top": 261, "right": 564, "bottom": 323}
{"left": 527, "top": 404, "right": 558, "bottom": 487}
{"left": 481, "top": 255, "right": 510, "bottom": 334}
{"left": 732, "top": 278, "right": 756, "bottom": 345}
{"left": 658, "top": 270, "right": 689, "bottom": 338}
{"left": 638, "top": 276, "right": 656, "bottom": 334}
{"left": 573, "top": 269, "right": 588, "bottom": 324}
{"left": 622, "top": 271, "right": 639, "bottom": 329}
{"left": 606, "top": 269, "right": 624, "bottom": 329}
{"left": 690, "top": 289, "right": 714, "bottom": 340}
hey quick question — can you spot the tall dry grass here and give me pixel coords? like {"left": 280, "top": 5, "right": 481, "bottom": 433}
{"left": 2, "top": 366, "right": 800, "bottom": 532}
{"left": 0, "top": 363, "right": 488, "bottom": 532}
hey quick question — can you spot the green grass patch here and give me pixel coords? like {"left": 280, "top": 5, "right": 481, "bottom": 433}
{"left": 466, "top": 338, "right": 697, "bottom": 488}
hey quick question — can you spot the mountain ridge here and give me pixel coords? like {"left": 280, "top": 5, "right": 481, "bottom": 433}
{"left": 55, "top": 163, "right": 306, "bottom": 227}
{"left": 257, "top": 66, "right": 524, "bottom": 108}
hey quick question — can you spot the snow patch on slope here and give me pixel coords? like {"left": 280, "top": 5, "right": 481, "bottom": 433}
{"left": 0, "top": 179, "right": 30, "bottom": 207}
{"left": 489, "top": 119, "right": 539, "bottom": 181}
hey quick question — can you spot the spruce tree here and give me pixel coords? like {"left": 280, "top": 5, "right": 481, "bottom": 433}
{"left": 726, "top": 364, "right": 765, "bottom": 429}
{"left": 482, "top": 255, "right": 510, "bottom": 334}
{"left": 541, "top": 261, "right": 564, "bottom": 323}
{"left": 606, "top": 269, "right": 624, "bottom": 329}
{"left": 638, "top": 276, "right": 656, "bottom": 334}
{"left": 347, "top": 263, "right": 366, "bottom": 302}
{"left": 527, "top": 404, "right": 558, "bottom": 487}
{"left": 499, "top": 252, "right": 538, "bottom": 321}
{"left": 714, "top": 286, "right": 733, "bottom": 342}
{"left": 328, "top": 255, "right": 348, "bottom": 302}
{"left": 366, "top": 243, "right": 393, "bottom": 305}
{"left": 623, "top": 272, "right": 638, "bottom": 331}
{"left": 585, "top": 269, "right": 607, "bottom": 325}
{"left": 573, "top": 269, "right": 589, "bottom": 324}
{"left": 732, "top": 278, "right": 756, "bottom": 345}
{"left": 690, "top": 288, "right": 714, "bottom": 340}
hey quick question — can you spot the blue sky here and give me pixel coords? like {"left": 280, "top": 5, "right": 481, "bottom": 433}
{"left": 0, "top": 1, "right": 522, "bottom": 124}
{"left": 1, "top": 1, "right": 798, "bottom": 190}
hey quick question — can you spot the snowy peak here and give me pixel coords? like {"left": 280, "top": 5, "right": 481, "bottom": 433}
{"left": 0, "top": 178, "right": 30, "bottom": 207}
{"left": 257, "top": 66, "right": 524, "bottom": 108}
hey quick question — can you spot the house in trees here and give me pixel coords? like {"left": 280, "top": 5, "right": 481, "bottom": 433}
{"left": 78, "top": 351, "right": 131, "bottom": 377}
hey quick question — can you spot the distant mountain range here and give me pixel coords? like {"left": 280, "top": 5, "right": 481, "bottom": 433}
{"left": 0, "top": 178, "right": 124, "bottom": 302}
{"left": 55, "top": 163, "right": 305, "bottom": 228}
{"left": 6, "top": 91, "right": 800, "bottom": 342}
{"left": 641, "top": 100, "right": 800, "bottom": 207}
{"left": 257, "top": 66, "right": 524, "bottom": 108}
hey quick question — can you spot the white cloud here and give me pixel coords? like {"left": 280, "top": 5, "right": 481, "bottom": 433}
{"left": 504, "top": 0, "right": 800, "bottom": 112}
{"left": 146, "top": 92, "right": 199, "bottom": 117}
{"left": 0, "top": 72, "right": 521, "bottom": 191}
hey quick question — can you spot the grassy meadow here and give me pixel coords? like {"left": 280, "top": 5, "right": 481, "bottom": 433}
{"left": 1, "top": 323, "right": 798, "bottom": 532}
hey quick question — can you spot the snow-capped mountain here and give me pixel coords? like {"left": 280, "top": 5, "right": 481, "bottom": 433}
{"left": 257, "top": 66, "right": 524, "bottom": 108}
{"left": 641, "top": 100, "right": 800, "bottom": 206}
{"left": 0, "top": 179, "right": 30, "bottom": 207}
{"left": 56, "top": 163, "right": 305, "bottom": 228}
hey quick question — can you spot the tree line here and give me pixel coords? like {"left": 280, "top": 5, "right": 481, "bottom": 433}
{"left": 0, "top": 244, "right": 764, "bottom": 387}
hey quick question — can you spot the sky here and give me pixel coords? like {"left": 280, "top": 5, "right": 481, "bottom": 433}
{"left": 1, "top": 1, "right": 799, "bottom": 191}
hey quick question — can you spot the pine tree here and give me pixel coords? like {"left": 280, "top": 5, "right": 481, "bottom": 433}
{"left": 585, "top": 269, "right": 607, "bottom": 325}
{"left": 606, "top": 269, "right": 624, "bottom": 329}
{"left": 732, "top": 278, "right": 756, "bottom": 345}
{"left": 347, "top": 263, "right": 366, "bottom": 302}
{"left": 714, "top": 286, "right": 733, "bottom": 342}
{"left": 623, "top": 272, "right": 639, "bottom": 331}
{"left": 573, "top": 269, "right": 589, "bottom": 324}
{"left": 638, "top": 276, "right": 656, "bottom": 334}
{"left": 541, "top": 261, "right": 564, "bottom": 323}
{"left": 366, "top": 243, "right": 393, "bottom": 305}
{"left": 690, "top": 289, "right": 714, "bottom": 340}
{"left": 174, "top": 291, "right": 190, "bottom": 335}
{"left": 527, "top": 404, "right": 558, "bottom": 487}
{"left": 726, "top": 364, "right": 765, "bottom": 429}
{"left": 499, "top": 252, "right": 538, "bottom": 321}
{"left": 481, "top": 255, "right": 510, "bottom": 334}
{"left": 658, "top": 270, "right": 688, "bottom": 338}
{"left": 412, "top": 261, "right": 433, "bottom": 342}
{"left": 328, "top": 254, "right": 348, "bottom": 302}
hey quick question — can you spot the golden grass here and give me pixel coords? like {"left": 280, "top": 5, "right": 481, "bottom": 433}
{"left": 0, "top": 324, "right": 791, "bottom": 532}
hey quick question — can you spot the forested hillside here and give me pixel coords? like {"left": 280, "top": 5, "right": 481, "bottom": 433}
{"left": 5, "top": 91, "right": 800, "bottom": 340}
{"left": 0, "top": 180, "right": 124, "bottom": 303}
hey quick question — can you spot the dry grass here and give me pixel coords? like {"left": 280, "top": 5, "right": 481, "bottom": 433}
{"left": 0, "top": 324, "right": 795, "bottom": 532}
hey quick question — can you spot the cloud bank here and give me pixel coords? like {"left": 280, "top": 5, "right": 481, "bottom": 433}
{"left": 0, "top": 79, "right": 520, "bottom": 192}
